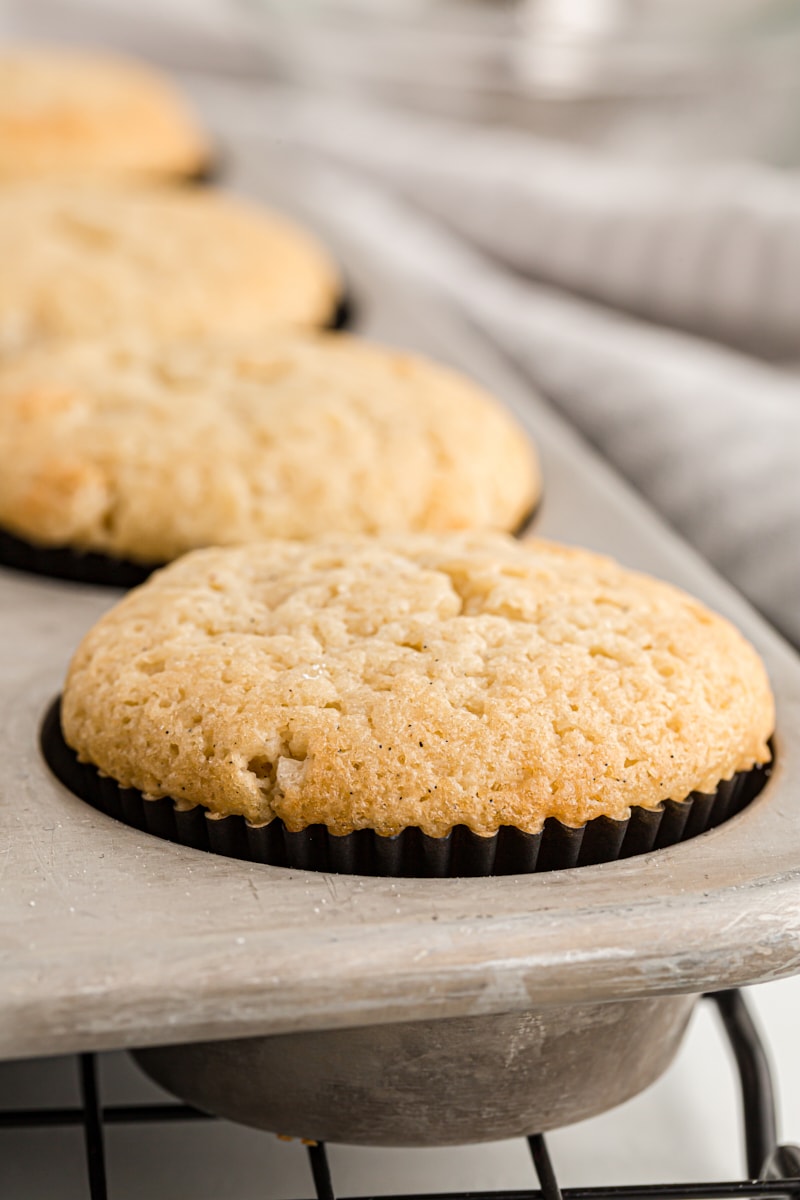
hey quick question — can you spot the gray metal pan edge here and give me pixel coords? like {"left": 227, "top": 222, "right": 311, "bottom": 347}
{"left": 0, "top": 220, "right": 799, "bottom": 1064}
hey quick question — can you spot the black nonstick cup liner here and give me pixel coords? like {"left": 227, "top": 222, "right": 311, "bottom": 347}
{"left": 0, "top": 527, "right": 160, "bottom": 588}
{"left": 183, "top": 153, "right": 224, "bottom": 186}
{"left": 0, "top": 478, "right": 536, "bottom": 590}
{"left": 41, "top": 697, "right": 771, "bottom": 878}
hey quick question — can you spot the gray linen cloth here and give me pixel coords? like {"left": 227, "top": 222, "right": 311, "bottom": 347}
{"left": 2, "top": 0, "right": 799, "bottom": 643}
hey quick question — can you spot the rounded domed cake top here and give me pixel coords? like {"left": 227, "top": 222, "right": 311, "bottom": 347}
{"left": 61, "top": 533, "right": 774, "bottom": 837}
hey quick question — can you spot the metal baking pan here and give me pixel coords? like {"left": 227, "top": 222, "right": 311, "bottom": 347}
{"left": 1, "top": 164, "right": 799, "bottom": 1145}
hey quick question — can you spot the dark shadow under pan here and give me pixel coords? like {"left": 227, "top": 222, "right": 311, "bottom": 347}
{"left": 41, "top": 697, "right": 771, "bottom": 878}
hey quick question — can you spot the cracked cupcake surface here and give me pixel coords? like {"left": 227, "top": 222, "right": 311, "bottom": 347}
{"left": 61, "top": 533, "right": 774, "bottom": 837}
{"left": 0, "top": 333, "right": 537, "bottom": 563}
{"left": 0, "top": 183, "right": 339, "bottom": 343}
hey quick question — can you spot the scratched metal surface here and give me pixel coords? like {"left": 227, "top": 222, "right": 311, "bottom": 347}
{"left": 1, "top": 165, "right": 799, "bottom": 1063}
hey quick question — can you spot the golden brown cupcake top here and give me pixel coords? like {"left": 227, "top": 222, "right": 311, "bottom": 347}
{"left": 0, "top": 47, "right": 209, "bottom": 181}
{"left": 0, "top": 183, "right": 339, "bottom": 342}
{"left": 0, "top": 333, "right": 537, "bottom": 562}
{"left": 62, "top": 534, "right": 774, "bottom": 836}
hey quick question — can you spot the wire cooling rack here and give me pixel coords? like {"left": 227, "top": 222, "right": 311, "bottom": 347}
{"left": 2, "top": 991, "right": 799, "bottom": 1200}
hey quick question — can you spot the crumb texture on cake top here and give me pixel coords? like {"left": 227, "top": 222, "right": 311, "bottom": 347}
{"left": 61, "top": 534, "right": 775, "bottom": 836}
{"left": 0, "top": 47, "right": 209, "bottom": 179}
{"left": 0, "top": 334, "right": 538, "bottom": 561}
{"left": 0, "top": 184, "right": 338, "bottom": 343}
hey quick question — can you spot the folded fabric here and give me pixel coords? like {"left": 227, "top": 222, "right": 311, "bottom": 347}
{"left": 195, "top": 81, "right": 800, "bottom": 362}
{"left": 225, "top": 128, "right": 800, "bottom": 646}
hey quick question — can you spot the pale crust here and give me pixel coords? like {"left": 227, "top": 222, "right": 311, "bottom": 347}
{"left": 61, "top": 534, "right": 775, "bottom": 837}
{"left": 0, "top": 334, "right": 538, "bottom": 561}
{"left": 0, "top": 48, "right": 209, "bottom": 180}
{"left": 0, "top": 184, "right": 339, "bottom": 342}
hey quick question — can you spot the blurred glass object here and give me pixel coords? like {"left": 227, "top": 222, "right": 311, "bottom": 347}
{"left": 243, "top": 0, "right": 800, "bottom": 163}
{"left": 242, "top": 0, "right": 515, "bottom": 108}
{"left": 515, "top": 0, "right": 800, "bottom": 160}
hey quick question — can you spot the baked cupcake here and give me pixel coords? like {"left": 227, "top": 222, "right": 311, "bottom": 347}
{"left": 52, "top": 533, "right": 774, "bottom": 875}
{"left": 0, "top": 333, "right": 539, "bottom": 581}
{"left": 0, "top": 47, "right": 210, "bottom": 182}
{"left": 0, "top": 183, "right": 339, "bottom": 345}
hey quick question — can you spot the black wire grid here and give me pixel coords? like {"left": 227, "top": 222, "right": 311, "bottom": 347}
{"left": 2, "top": 991, "right": 800, "bottom": 1200}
